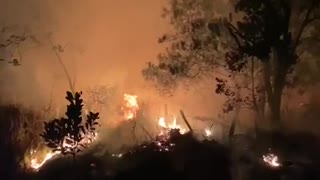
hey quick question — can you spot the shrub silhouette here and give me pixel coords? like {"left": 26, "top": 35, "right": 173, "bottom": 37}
{"left": 41, "top": 91, "right": 100, "bottom": 162}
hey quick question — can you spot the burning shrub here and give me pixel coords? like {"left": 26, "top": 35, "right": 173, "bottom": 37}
{"left": 41, "top": 91, "right": 100, "bottom": 163}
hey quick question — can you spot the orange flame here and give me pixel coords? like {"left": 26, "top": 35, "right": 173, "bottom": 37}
{"left": 30, "top": 151, "right": 60, "bottom": 171}
{"left": 123, "top": 94, "right": 139, "bottom": 120}
{"left": 30, "top": 133, "right": 98, "bottom": 171}
{"left": 158, "top": 117, "right": 186, "bottom": 134}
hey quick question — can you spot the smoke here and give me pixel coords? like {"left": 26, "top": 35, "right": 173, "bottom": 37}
{"left": 0, "top": 0, "right": 238, "bottom": 152}
{"left": 0, "top": 0, "right": 229, "bottom": 116}
{"left": 0, "top": 0, "right": 165, "bottom": 104}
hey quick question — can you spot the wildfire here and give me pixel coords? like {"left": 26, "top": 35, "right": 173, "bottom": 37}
{"left": 263, "top": 153, "right": 281, "bottom": 167}
{"left": 29, "top": 132, "right": 98, "bottom": 171}
{"left": 204, "top": 128, "right": 212, "bottom": 137}
{"left": 30, "top": 151, "right": 60, "bottom": 171}
{"left": 158, "top": 117, "right": 187, "bottom": 135}
{"left": 122, "top": 93, "right": 139, "bottom": 120}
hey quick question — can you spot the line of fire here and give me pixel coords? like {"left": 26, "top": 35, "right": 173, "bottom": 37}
{"left": 27, "top": 93, "right": 280, "bottom": 173}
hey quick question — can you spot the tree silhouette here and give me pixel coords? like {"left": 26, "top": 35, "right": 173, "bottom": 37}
{"left": 0, "top": 26, "right": 39, "bottom": 66}
{"left": 143, "top": 0, "right": 232, "bottom": 96}
{"left": 144, "top": 0, "right": 320, "bottom": 131}
{"left": 142, "top": 0, "right": 264, "bottom": 137}
{"left": 41, "top": 91, "right": 100, "bottom": 162}
{"left": 224, "top": 0, "right": 320, "bottom": 128}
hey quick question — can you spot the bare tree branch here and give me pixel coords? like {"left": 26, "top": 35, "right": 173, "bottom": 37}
{"left": 293, "top": 0, "right": 317, "bottom": 52}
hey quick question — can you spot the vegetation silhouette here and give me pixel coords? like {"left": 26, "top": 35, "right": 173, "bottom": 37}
{"left": 223, "top": 0, "right": 320, "bottom": 128}
{"left": 41, "top": 91, "right": 100, "bottom": 163}
{"left": 143, "top": 0, "right": 320, "bottom": 132}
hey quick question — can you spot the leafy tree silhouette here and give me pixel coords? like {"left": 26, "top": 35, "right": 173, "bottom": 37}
{"left": 41, "top": 91, "right": 100, "bottom": 163}
{"left": 223, "top": 0, "right": 320, "bottom": 128}
{"left": 144, "top": 0, "right": 320, "bottom": 132}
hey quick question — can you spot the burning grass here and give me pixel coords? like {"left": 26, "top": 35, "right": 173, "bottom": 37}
{"left": 2, "top": 93, "right": 320, "bottom": 180}
{"left": 24, "top": 93, "right": 137, "bottom": 172}
{"left": 28, "top": 132, "right": 99, "bottom": 171}
{"left": 27, "top": 127, "right": 232, "bottom": 180}
{"left": 17, "top": 128, "right": 320, "bottom": 180}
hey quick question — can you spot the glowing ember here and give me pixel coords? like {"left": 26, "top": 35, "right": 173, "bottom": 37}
{"left": 204, "top": 128, "right": 212, "bottom": 137}
{"left": 112, "top": 153, "right": 123, "bottom": 158}
{"left": 122, "top": 93, "right": 139, "bottom": 120}
{"left": 156, "top": 141, "right": 170, "bottom": 152}
{"left": 263, "top": 153, "right": 281, "bottom": 167}
{"left": 158, "top": 117, "right": 186, "bottom": 134}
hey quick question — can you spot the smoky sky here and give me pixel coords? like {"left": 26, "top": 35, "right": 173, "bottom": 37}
{"left": 0, "top": 0, "right": 168, "bottom": 105}
{"left": 0, "top": 0, "right": 233, "bottom": 123}
{"left": 0, "top": 0, "right": 317, "bottom": 140}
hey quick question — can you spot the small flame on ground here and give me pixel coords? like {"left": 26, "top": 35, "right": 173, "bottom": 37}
{"left": 204, "top": 128, "right": 212, "bottom": 137}
{"left": 263, "top": 153, "right": 281, "bottom": 167}
{"left": 112, "top": 153, "right": 123, "bottom": 158}
{"left": 123, "top": 94, "right": 139, "bottom": 120}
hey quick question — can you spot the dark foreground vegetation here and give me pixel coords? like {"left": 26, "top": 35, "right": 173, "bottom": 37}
{"left": 1, "top": 92, "right": 319, "bottom": 180}
{"left": 0, "top": 103, "right": 319, "bottom": 180}
{"left": 4, "top": 130, "right": 314, "bottom": 180}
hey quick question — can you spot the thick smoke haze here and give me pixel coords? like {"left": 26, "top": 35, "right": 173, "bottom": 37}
{"left": 0, "top": 0, "right": 228, "bottom": 129}
{"left": 0, "top": 0, "right": 167, "bottom": 104}
{"left": 1, "top": 0, "right": 318, "bottom": 154}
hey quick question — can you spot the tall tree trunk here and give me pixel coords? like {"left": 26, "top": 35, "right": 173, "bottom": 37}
{"left": 263, "top": 61, "right": 274, "bottom": 126}
{"left": 270, "top": 87, "right": 282, "bottom": 128}
{"left": 271, "top": 63, "right": 287, "bottom": 128}
{"left": 228, "top": 73, "right": 242, "bottom": 141}
{"left": 228, "top": 91, "right": 241, "bottom": 141}
{"left": 263, "top": 54, "right": 287, "bottom": 129}
{"left": 228, "top": 106, "right": 240, "bottom": 141}
{"left": 250, "top": 58, "right": 260, "bottom": 134}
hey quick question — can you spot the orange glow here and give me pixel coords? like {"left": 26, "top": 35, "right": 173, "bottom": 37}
{"left": 204, "top": 128, "right": 212, "bottom": 137}
{"left": 158, "top": 117, "right": 187, "bottom": 134}
{"left": 263, "top": 153, "right": 281, "bottom": 167}
{"left": 30, "top": 132, "right": 98, "bottom": 171}
{"left": 122, "top": 93, "right": 139, "bottom": 120}
{"left": 30, "top": 151, "right": 60, "bottom": 171}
